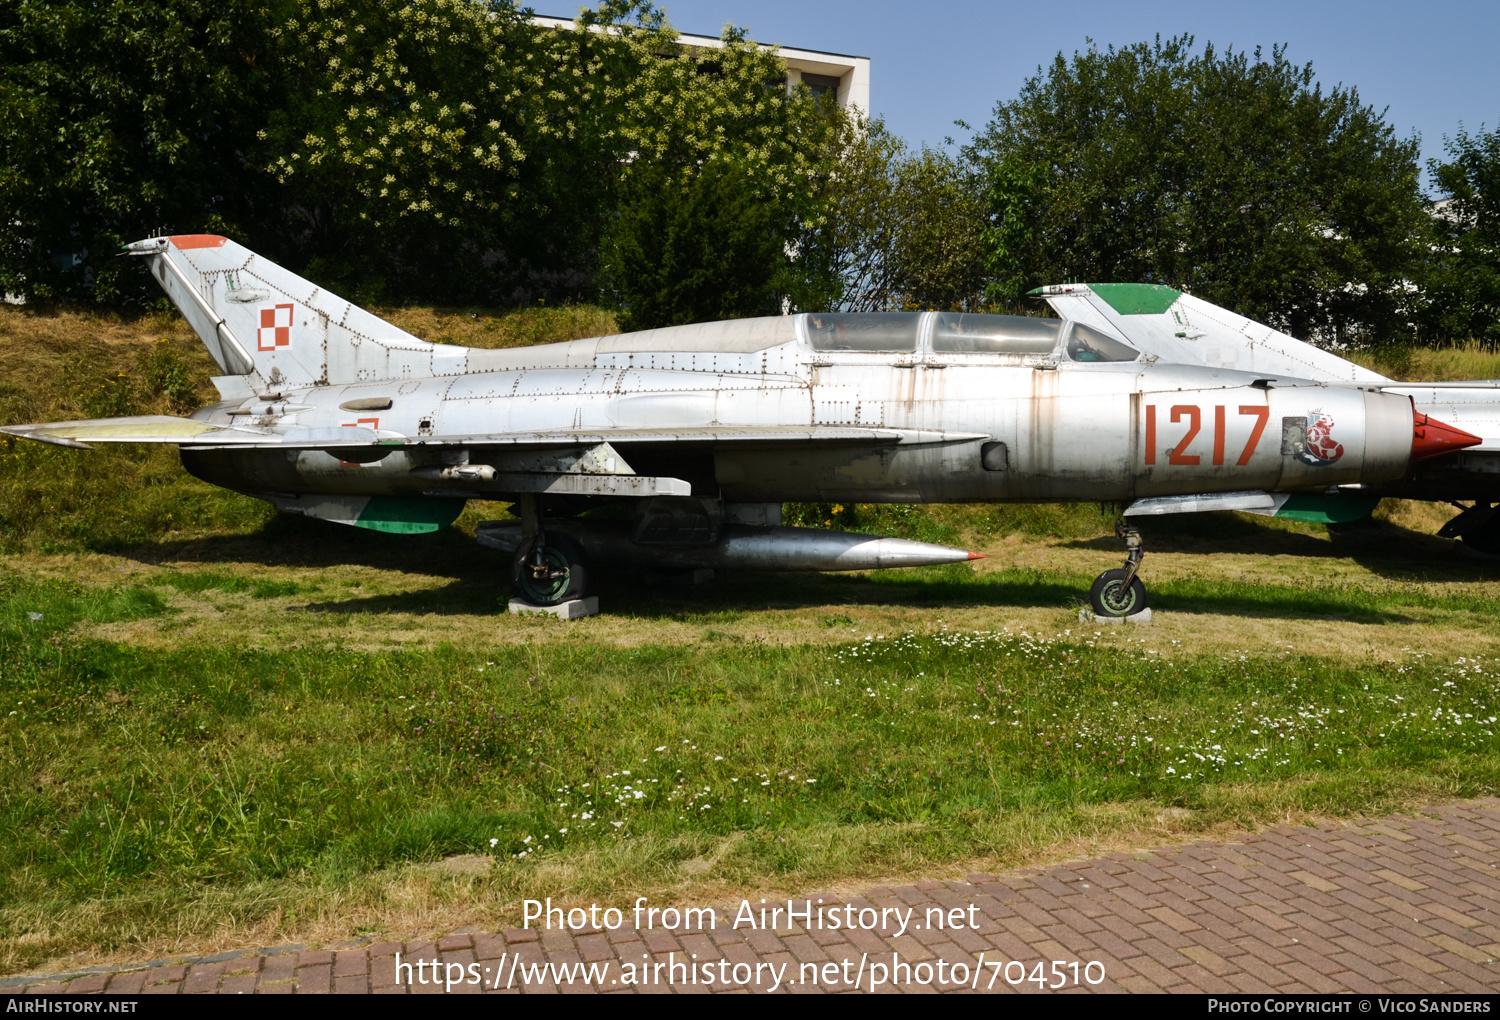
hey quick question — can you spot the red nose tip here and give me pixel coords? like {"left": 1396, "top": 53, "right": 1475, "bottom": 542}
{"left": 1412, "top": 412, "right": 1482, "bottom": 463}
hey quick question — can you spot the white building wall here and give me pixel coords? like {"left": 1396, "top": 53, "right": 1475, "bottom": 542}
{"left": 531, "top": 15, "right": 869, "bottom": 113}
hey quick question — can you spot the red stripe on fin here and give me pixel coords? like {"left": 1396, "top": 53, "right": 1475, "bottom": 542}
{"left": 169, "top": 234, "right": 228, "bottom": 250}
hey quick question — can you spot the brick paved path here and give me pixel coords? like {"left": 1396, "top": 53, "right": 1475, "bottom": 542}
{"left": 9, "top": 800, "right": 1500, "bottom": 994}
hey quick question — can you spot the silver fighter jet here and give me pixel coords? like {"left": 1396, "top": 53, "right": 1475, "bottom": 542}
{"left": 3, "top": 236, "right": 1491, "bottom": 617}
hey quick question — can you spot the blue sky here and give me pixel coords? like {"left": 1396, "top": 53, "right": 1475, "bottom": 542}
{"left": 596, "top": 0, "right": 1498, "bottom": 186}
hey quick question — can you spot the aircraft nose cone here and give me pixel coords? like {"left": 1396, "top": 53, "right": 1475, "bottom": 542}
{"left": 1412, "top": 412, "right": 1482, "bottom": 463}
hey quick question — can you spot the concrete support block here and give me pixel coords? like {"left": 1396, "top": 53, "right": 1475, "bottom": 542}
{"left": 1078, "top": 607, "right": 1152, "bottom": 625}
{"left": 508, "top": 597, "right": 599, "bottom": 620}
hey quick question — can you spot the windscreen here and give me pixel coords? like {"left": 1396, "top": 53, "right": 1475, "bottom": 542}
{"left": 1066, "top": 323, "right": 1140, "bottom": 363}
{"left": 806, "top": 313, "right": 921, "bottom": 352}
{"left": 931, "top": 313, "right": 1060, "bottom": 354}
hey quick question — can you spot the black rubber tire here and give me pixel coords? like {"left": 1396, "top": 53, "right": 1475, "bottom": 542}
{"left": 1089, "top": 568, "right": 1148, "bottom": 617}
{"left": 510, "top": 533, "right": 589, "bottom": 606}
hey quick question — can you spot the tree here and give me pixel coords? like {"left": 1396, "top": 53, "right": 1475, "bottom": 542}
{"left": 0, "top": 0, "right": 288, "bottom": 304}
{"left": 600, "top": 162, "right": 791, "bottom": 329}
{"left": 1, "top": 0, "right": 846, "bottom": 312}
{"left": 1422, "top": 127, "right": 1500, "bottom": 344}
{"left": 811, "top": 118, "right": 987, "bottom": 312}
{"left": 807, "top": 118, "right": 905, "bottom": 312}
{"left": 891, "top": 145, "right": 989, "bottom": 310}
{"left": 259, "top": 0, "right": 645, "bottom": 305}
{"left": 597, "top": 25, "right": 844, "bottom": 328}
{"left": 967, "top": 36, "right": 1431, "bottom": 345}
{"left": 258, "top": 2, "right": 848, "bottom": 314}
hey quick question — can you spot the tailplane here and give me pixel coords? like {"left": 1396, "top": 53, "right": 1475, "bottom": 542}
{"left": 124, "top": 235, "right": 464, "bottom": 394}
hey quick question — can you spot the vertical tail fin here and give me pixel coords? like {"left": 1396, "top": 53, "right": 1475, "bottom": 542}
{"left": 1032, "top": 282, "right": 1391, "bottom": 384}
{"left": 125, "top": 235, "right": 464, "bottom": 392}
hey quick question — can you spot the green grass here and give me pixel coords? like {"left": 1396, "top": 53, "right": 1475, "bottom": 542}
{"left": 3, "top": 581, "right": 1499, "bottom": 969}
{"left": 0, "top": 576, "right": 165, "bottom": 634}
{"left": 0, "top": 440, "right": 275, "bottom": 551}
{"left": 1351, "top": 339, "right": 1500, "bottom": 382}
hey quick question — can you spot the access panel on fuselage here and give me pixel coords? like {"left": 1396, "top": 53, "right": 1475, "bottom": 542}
{"left": 1002, "top": 364, "right": 1141, "bottom": 501}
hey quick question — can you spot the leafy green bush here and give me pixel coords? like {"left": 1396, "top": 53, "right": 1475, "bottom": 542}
{"left": 142, "top": 341, "right": 197, "bottom": 412}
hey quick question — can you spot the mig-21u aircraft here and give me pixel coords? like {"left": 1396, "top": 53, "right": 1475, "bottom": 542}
{"left": 4, "top": 234, "right": 1496, "bottom": 617}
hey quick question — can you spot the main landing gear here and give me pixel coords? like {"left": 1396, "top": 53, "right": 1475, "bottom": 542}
{"left": 510, "top": 496, "right": 590, "bottom": 606}
{"left": 1089, "top": 520, "right": 1149, "bottom": 618}
{"left": 1439, "top": 502, "right": 1500, "bottom": 555}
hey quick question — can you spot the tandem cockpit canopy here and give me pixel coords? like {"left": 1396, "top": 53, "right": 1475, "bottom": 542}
{"left": 931, "top": 313, "right": 1059, "bottom": 354}
{"left": 805, "top": 312, "right": 922, "bottom": 352}
{"left": 800, "top": 311, "right": 1140, "bottom": 362}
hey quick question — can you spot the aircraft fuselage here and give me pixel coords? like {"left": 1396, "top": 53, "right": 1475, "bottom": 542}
{"left": 181, "top": 314, "right": 1419, "bottom": 508}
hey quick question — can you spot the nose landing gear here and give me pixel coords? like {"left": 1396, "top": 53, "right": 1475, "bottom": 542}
{"left": 1089, "top": 521, "right": 1148, "bottom": 618}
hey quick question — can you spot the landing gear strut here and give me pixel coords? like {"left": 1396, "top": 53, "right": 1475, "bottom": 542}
{"left": 1440, "top": 502, "right": 1500, "bottom": 555}
{"left": 509, "top": 496, "right": 590, "bottom": 606}
{"left": 1089, "top": 520, "right": 1148, "bottom": 618}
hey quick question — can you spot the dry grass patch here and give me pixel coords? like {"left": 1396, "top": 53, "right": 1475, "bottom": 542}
{"left": 1352, "top": 341, "right": 1500, "bottom": 382}
{"left": 376, "top": 304, "right": 618, "bottom": 350}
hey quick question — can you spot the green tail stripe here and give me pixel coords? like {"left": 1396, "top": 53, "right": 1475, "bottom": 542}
{"left": 355, "top": 497, "right": 466, "bottom": 534}
{"left": 1088, "top": 283, "right": 1183, "bottom": 315}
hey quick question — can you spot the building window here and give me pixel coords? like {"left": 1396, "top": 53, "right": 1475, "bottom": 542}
{"left": 800, "top": 73, "right": 841, "bottom": 99}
